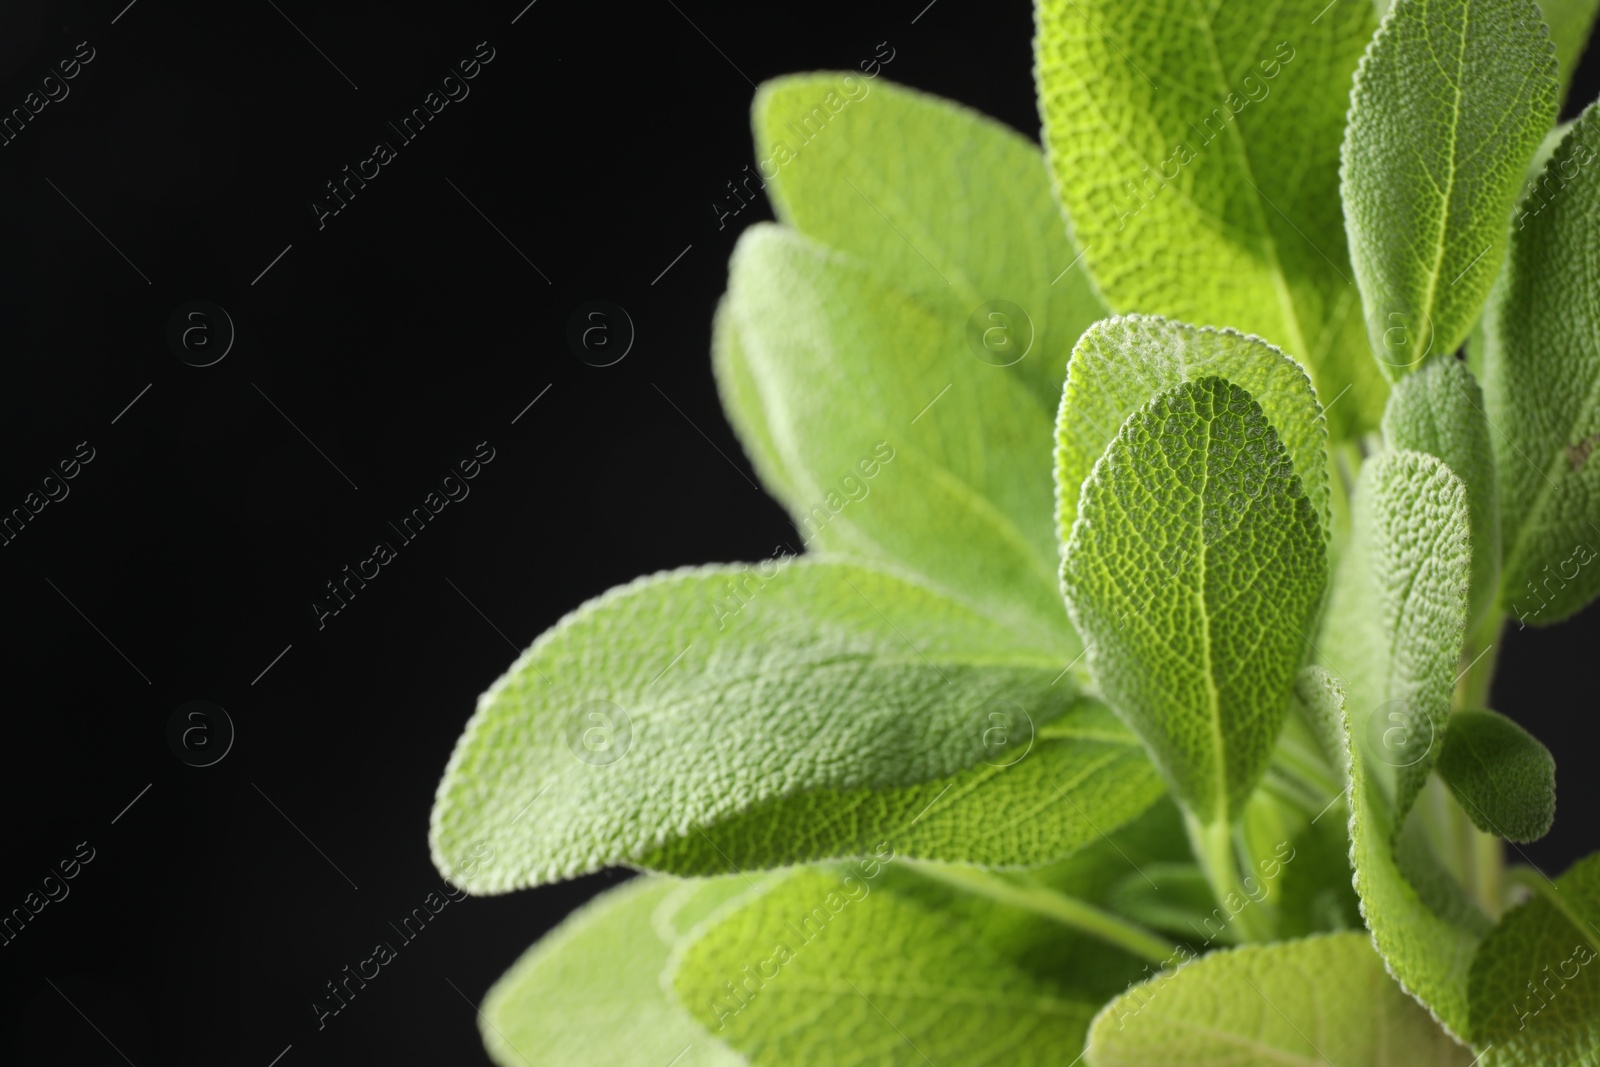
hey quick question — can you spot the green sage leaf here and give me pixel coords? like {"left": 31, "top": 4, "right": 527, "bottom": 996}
{"left": 1318, "top": 450, "right": 1472, "bottom": 819}
{"left": 480, "top": 875, "right": 750, "bottom": 1067}
{"left": 1482, "top": 106, "right": 1600, "bottom": 627}
{"left": 1436, "top": 708, "right": 1557, "bottom": 843}
{"left": 725, "top": 225, "right": 1072, "bottom": 642}
{"left": 1036, "top": 0, "right": 1389, "bottom": 435}
{"left": 1382, "top": 357, "right": 1501, "bottom": 626}
{"left": 752, "top": 73, "right": 1107, "bottom": 408}
{"left": 1342, "top": 0, "right": 1560, "bottom": 374}
{"left": 1468, "top": 852, "right": 1600, "bottom": 1064}
{"left": 670, "top": 865, "right": 1110, "bottom": 1065}
{"left": 1055, "top": 315, "right": 1330, "bottom": 544}
{"left": 1084, "top": 932, "right": 1471, "bottom": 1066}
{"left": 430, "top": 559, "right": 1077, "bottom": 892}
{"left": 637, "top": 697, "right": 1165, "bottom": 874}
{"left": 1061, "top": 377, "right": 1327, "bottom": 825}
{"left": 1298, "top": 666, "right": 1490, "bottom": 1041}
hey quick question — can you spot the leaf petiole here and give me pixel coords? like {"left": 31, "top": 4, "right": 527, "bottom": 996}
{"left": 906, "top": 861, "right": 1179, "bottom": 965}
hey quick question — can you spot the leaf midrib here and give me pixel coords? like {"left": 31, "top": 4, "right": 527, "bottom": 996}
{"left": 1194, "top": 388, "right": 1229, "bottom": 823}
{"left": 1412, "top": 0, "right": 1471, "bottom": 365}
{"left": 1188, "top": 0, "right": 1311, "bottom": 360}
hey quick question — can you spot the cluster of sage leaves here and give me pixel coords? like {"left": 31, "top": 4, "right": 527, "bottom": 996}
{"left": 429, "top": 0, "right": 1600, "bottom": 1063}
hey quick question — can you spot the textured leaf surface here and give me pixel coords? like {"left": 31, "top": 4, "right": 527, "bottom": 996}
{"left": 1342, "top": 0, "right": 1560, "bottom": 374}
{"left": 1383, "top": 358, "right": 1501, "bottom": 626}
{"left": 1318, "top": 450, "right": 1471, "bottom": 818}
{"left": 1036, "top": 0, "right": 1388, "bottom": 435}
{"left": 480, "top": 876, "right": 748, "bottom": 1067}
{"left": 1469, "top": 853, "right": 1600, "bottom": 1065}
{"left": 1055, "top": 316, "right": 1330, "bottom": 542}
{"left": 1482, "top": 106, "right": 1600, "bottom": 626}
{"left": 1298, "top": 667, "right": 1488, "bottom": 1040}
{"left": 671, "top": 865, "right": 1107, "bottom": 1065}
{"left": 637, "top": 698, "right": 1164, "bottom": 874}
{"left": 1084, "top": 932, "right": 1471, "bottom": 1066}
{"left": 1061, "top": 377, "right": 1327, "bottom": 824}
{"left": 1436, "top": 708, "right": 1556, "bottom": 843}
{"left": 752, "top": 74, "right": 1106, "bottom": 407}
{"left": 430, "top": 559, "right": 1077, "bottom": 892}
{"left": 725, "top": 225, "right": 1073, "bottom": 642}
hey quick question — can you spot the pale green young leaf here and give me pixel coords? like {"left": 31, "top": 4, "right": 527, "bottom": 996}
{"left": 1538, "top": 0, "right": 1600, "bottom": 93}
{"left": 1382, "top": 357, "right": 1501, "bottom": 626}
{"left": 1482, "top": 106, "right": 1600, "bottom": 626}
{"left": 429, "top": 559, "right": 1077, "bottom": 893}
{"left": 1061, "top": 377, "right": 1327, "bottom": 825}
{"left": 1436, "top": 708, "right": 1557, "bottom": 843}
{"left": 1084, "top": 932, "right": 1471, "bottom": 1066}
{"left": 1468, "top": 853, "right": 1600, "bottom": 1064}
{"left": 636, "top": 698, "right": 1165, "bottom": 875}
{"left": 1318, "top": 450, "right": 1471, "bottom": 819}
{"left": 752, "top": 74, "right": 1107, "bottom": 407}
{"left": 479, "top": 875, "right": 749, "bottom": 1067}
{"left": 669, "top": 865, "right": 1109, "bottom": 1065}
{"left": 726, "top": 225, "right": 1073, "bottom": 642}
{"left": 1055, "top": 315, "right": 1330, "bottom": 543}
{"left": 1342, "top": 0, "right": 1560, "bottom": 375}
{"left": 1297, "top": 666, "right": 1489, "bottom": 1041}
{"left": 711, "top": 295, "right": 797, "bottom": 505}
{"left": 1035, "top": 0, "right": 1389, "bottom": 436}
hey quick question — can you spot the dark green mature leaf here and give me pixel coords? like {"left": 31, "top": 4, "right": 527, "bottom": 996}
{"left": 1299, "top": 667, "right": 1490, "bottom": 1041}
{"left": 1383, "top": 357, "right": 1501, "bottom": 626}
{"left": 430, "top": 559, "right": 1078, "bottom": 893}
{"left": 1482, "top": 106, "right": 1600, "bottom": 627}
{"left": 1061, "top": 377, "right": 1327, "bottom": 825}
{"left": 1055, "top": 316, "right": 1330, "bottom": 543}
{"left": 1436, "top": 708, "right": 1556, "bottom": 843}
{"left": 1469, "top": 853, "right": 1600, "bottom": 1064}
{"left": 1084, "top": 933, "right": 1471, "bottom": 1066}
{"left": 1035, "top": 0, "right": 1389, "bottom": 436}
{"left": 1319, "top": 450, "right": 1472, "bottom": 819}
{"left": 670, "top": 865, "right": 1109, "bottom": 1065}
{"left": 751, "top": 73, "right": 1106, "bottom": 408}
{"left": 1342, "top": 0, "right": 1560, "bottom": 376}
{"left": 638, "top": 698, "right": 1164, "bottom": 874}
{"left": 480, "top": 875, "right": 751, "bottom": 1067}
{"left": 725, "top": 225, "right": 1072, "bottom": 642}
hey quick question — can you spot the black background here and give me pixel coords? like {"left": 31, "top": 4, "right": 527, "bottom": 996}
{"left": 0, "top": 1, "right": 1595, "bottom": 1064}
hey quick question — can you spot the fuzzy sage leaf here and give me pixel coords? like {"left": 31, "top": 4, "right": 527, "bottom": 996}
{"left": 1061, "top": 376, "right": 1327, "bottom": 826}
{"left": 1342, "top": 0, "right": 1560, "bottom": 375}
{"left": 1436, "top": 708, "right": 1557, "bottom": 843}
{"left": 1483, "top": 106, "right": 1600, "bottom": 627}
{"left": 1035, "top": 0, "right": 1389, "bottom": 436}
{"left": 1084, "top": 932, "right": 1472, "bottom": 1066}
{"left": 430, "top": 559, "right": 1078, "bottom": 892}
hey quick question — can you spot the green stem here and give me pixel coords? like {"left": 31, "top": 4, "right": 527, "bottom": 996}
{"left": 1454, "top": 611, "right": 1503, "bottom": 711}
{"left": 1451, "top": 612, "right": 1506, "bottom": 916}
{"left": 1184, "top": 813, "right": 1269, "bottom": 942}
{"left": 908, "top": 862, "right": 1178, "bottom": 965}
